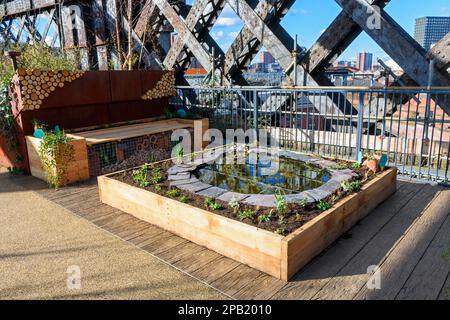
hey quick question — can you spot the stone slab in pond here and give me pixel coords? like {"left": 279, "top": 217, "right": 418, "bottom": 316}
{"left": 167, "top": 165, "right": 197, "bottom": 175}
{"left": 168, "top": 173, "right": 191, "bottom": 181}
{"left": 169, "top": 177, "right": 199, "bottom": 187}
{"left": 330, "top": 172, "right": 354, "bottom": 183}
{"left": 322, "top": 179, "right": 342, "bottom": 191}
{"left": 279, "top": 150, "right": 316, "bottom": 162}
{"left": 285, "top": 193, "right": 315, "bottom": 204}
{"left": 217, "top": 192, "right": 249, "bottom": 203}
{"left": 305, "top": 188, "right": 333, "bottom": 202}
{"left": 242, "top": 195, "right": 276, "bottom": 207}
{"left": 177, "top": 181, "right": 211, "bottom": 193}
{"left": 196, "top": 187, "right": 228, "bottom": 199}
{"left": 310, "top": 158, "right": 338, "bottom": 168}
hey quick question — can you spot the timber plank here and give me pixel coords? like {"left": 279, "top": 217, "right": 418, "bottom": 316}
{"left": 126, "top": 226, "right": 167, "bottom": 246}
{"left": 190, "top": 256, "right": 241, "bottom": 284}
{"left": 312, "top": 184, "right": 443, "bottom": 300}
{"left": 356, "top": 188, "right": 450, "bottom": 300}
{"left": 73, "top": 119, "right": 196, "bottom": 145}
{"left": 131, "top": 229, "right": 175, "bottom": 248}
{"left": 141, "top": 233, "right": 189, "bottom": 255}
{"left": 272, "top": 180, "right": 422, "bottom": 300}
{"left": 157, "top": 242, "right": 208, "bottom": 265}
{"left": 120, "top": 225, "right": 158, "bottom": 241}
{"left": 234, "top": 273, "right": 286, "bottom": 300}
{"left": 438, "top": 273, "right": 450, "bottom": 300}
{"left": 114, "top": 221, "right": 154, "bottom": 239}
{"left": 84, "top": 206, "right": 122, "bottom": 221}
{"left": 210, "top": 264, "right": 264, "bottom": 297}
{"left": 96, "top": 215, "right": 138, "bottom": 231}
{"left": 172, "top": 247, "right": 223, "bottom": 274}
{"left": 53, "top": 190, "right": 99, "bottom": 207}
{"left": 395, "top": 213, "right": 450, "bottom": 300}
{"left": 107, "top": 217, "right": 148, "bottom": 235}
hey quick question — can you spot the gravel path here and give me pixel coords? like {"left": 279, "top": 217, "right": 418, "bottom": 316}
{"left": 0, "top": 169, "right": 226, "bottom": 300}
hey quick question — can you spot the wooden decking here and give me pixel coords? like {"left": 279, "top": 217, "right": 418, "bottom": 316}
{"left": 8, "top": 175, "right": 450, "bottom": 300}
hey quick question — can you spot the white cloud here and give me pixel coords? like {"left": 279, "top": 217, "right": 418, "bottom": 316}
{"left": 216, "top": 17, "right": 240, "bottom": 27}
{"left": 211, "top": 31, "right": 224, "bottom": 39}
{"left": 291, "top": 8, "right": 308, "bottom": 15}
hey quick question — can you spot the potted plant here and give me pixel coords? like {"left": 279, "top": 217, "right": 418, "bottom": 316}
{"left": 32, "top": 118, "right": 47, "bottom": 132}
{"left": 363, "top": 153, "right": 379, "bottom": 173}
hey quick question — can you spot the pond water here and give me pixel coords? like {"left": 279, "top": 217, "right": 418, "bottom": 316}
{"left": 193, "top": 153, "right": 331, "bottom": 194}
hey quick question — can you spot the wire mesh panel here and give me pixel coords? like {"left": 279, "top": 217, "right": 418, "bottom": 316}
{"left": 87, "top": 131, "right": 177, "bottom": 176}
{"left": 171, "top": 86, "right": 450, "bottom": 184}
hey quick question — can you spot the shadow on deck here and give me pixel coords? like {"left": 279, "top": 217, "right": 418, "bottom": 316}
{"left": 6, "top": 172, "right": 450, "bottom": 300}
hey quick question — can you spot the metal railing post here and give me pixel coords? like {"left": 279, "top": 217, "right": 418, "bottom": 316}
{"left": 253, "top": 89, "right": 258, "bottom": 134}
{"left": 355, "top": 91, "right": 365, "bottom": 161}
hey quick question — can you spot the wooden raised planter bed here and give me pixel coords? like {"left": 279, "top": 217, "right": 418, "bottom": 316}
{"left": 98, "top": 167, "right": 397, "bottom": 280}
{"left": 26, "top": 134, "right": 90, "bottom": 185}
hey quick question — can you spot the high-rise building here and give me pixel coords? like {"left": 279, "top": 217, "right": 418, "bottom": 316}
{"left": 260, "top": 52, "right": 275, "bottom": 65}
{"left": 414, "top": 17, "right": 450, "bottom": 50}
{"left": 356, "top": 52, "right": 373, "bottom": 71}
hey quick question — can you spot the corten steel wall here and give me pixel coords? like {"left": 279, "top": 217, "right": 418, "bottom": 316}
{"left": 0, "top": 70, "right": 171, "bottom": 172}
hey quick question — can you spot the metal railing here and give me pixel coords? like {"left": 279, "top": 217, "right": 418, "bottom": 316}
{"left": 170, "top": 86, "right": 450, "bottom": 185}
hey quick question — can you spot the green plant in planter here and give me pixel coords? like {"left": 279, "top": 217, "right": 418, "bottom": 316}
{"left": 38, "top": 130, "right": 75, "bottom": 189}
{"left": 166, "top": 188, "right": 180, "bottom": 198}
{"left": 341, "top": 180, "right": 362, "bottom": 193}
{"left": 132, "top": 164, "right": 151, "bottom": 187}
{"left": 228, "top": 197, "right": 241, "bottom": 214}
{"left": 151, "top": 167, "right": 163, "bottom": 184}
{"left": 179, "top": 195, "right": 189, "bottom": 203}
{"left": 352, "top": 161, "right": 362, "bottom": 169}
{"left": 275, "top": 190, "right": 287, "bottom": 216}
{"left": 204, "top": 197, "right": 223, "bottom": 210}
{"left": 32, "top": 118, "right": 48, "bottom": 131}
{"left": 257, "top": 210, "right": 273, "bottom": 223}
{"left": 173, "top": 144, "right": 184, "bottom": 164}
{"left": 238, "top": 209, "right": 256, "bottom": 221}
{"left": 164, "top": 107, "right": 177, "bottom": 119}
{"left": 317, "top": 200, "right": 332, "bottom": 211}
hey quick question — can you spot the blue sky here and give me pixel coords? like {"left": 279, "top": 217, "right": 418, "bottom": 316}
{"left": 199, "top": 0, "right": 450, "bottom": 63}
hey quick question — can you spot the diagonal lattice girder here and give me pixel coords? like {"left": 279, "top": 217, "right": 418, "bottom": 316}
{"left": 164, "top": 0, "right": 227, "bottom": 73}
{"left": 224, "top": 0, "right": 296, "bottom": 83}
{"left": 305, "top": 0, "right": 389, "bottom": 75}
{"left": 428, "top": 32, "right": 450, "bottom": 73}
{"left": 153, "top": 0, "right": 218, "bottom": 77}
{"left": 335, "top": 0, "right": 450, "bottom": 88}
{"left": 334, "top": 0, "right": 450, "bottom": 116}
{"left": 225, "top": 0, "right": 357, "bottom": 119}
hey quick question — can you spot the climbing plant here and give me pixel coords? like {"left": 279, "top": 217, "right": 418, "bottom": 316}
{"left": 0, "top": 59, "right": 21, "bottom": 165}
{"left": 38, "top": 130, "right": 75, "bottom": 189}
